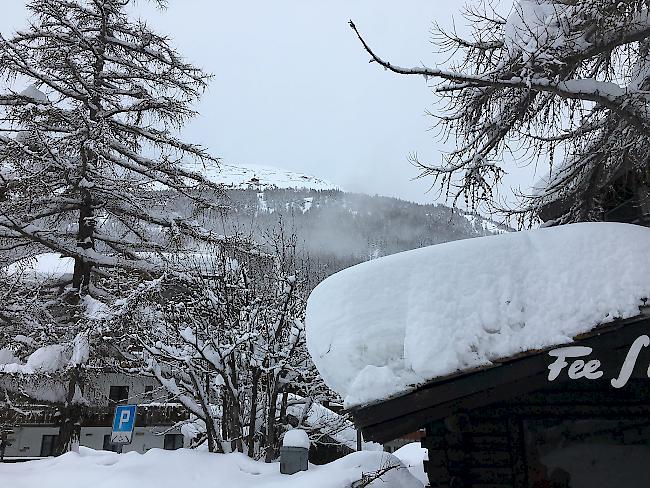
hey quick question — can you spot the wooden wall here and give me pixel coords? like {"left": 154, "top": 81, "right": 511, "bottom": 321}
{"left": 421, "top": 379, "right": 650, "bottom": 487}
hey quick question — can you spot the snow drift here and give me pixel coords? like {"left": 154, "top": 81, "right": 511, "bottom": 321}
{"left": 306, "top": 223, "right": 650, "bottom": 407}
{"left": 0, "top": 447, "right": 423, "bottom": 488}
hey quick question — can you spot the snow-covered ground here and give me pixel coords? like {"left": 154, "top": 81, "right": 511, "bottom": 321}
{"left": 0, "top": 447, "right": 424, "bottom": 488}
{"left": 5, "top": 252, "right": 74, "bottom": 285}
{"left": 306, "top": 222, "right": 650, "bottom": 407}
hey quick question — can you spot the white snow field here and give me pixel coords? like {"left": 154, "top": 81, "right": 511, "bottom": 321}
{"left": 183, "top": 161, "right": 340, "bottom": 191}
{"left": 306, "top": 223, "right": 650, "bottom": 407}
{"left": 0, "top": 447, "right": 424, "bottom": 488}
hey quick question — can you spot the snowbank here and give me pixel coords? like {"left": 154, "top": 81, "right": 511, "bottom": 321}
{"left": 306, "top": 223, "right": 650, "bottom": 406}
{"left": 392, "top": 443, "right": 428, "bottom": 486}
{"left": 5, "top": 253, "right": 74, "bottom": 285}
{"left": 0, "top": 447, "right": 423, "bottom": 488}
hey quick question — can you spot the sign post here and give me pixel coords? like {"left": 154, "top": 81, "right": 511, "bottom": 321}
{"left": 110, "top": 404, "right": 137, "bottom": 452}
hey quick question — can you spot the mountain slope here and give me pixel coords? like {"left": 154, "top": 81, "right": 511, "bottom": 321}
{"left": 184, "top": 162, "right": 339, "bottom": 191}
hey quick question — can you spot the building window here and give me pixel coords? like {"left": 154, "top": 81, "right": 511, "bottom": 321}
{"left": 163, "top": 434, "right": 183, "bottom": 450}
{"left": 109, "top": 385, "right": 129, "bottom": 404}
{"left": 40, "top": 435, "right": 58, "bottom": 457}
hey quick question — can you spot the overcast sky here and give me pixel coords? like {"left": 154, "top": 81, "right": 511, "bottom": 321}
{"left": 0, "top": 0, "right": 536, "bottom": 206}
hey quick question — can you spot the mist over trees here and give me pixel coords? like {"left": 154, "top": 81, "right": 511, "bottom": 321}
{"left": 204, "top": 188, "right": 505, "bottom": 286}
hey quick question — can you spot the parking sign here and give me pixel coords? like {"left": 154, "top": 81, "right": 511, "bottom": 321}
{"left": 110, "top": 404, "right": 137, "bottom": 445}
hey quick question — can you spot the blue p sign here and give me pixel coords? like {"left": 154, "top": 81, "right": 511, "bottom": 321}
{"left": 111, "top": 405, "right": 137, "bottom": 445}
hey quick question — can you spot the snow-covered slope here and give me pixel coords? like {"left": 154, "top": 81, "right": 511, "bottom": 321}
{"left": 185, "top": 162, "right": 339, "bottom": 191}
{"left": 306, "top": 223, "right": 650, "bottom": 407}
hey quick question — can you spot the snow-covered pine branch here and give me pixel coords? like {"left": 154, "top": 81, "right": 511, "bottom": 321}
{"left": 0, "top": 0, "right": 229, "bottom": 454}
{"left": 350, "top": 0, "right": 650, "bottom": 224}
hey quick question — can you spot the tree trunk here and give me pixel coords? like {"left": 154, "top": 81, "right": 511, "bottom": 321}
{"left": 54, "top": 367, "right": 83, "bottom": 455}
{"left": 247, "top": 369, "right": 261, "bottom": 458}
{"left": 264, "top": 380, "right": 280, "bottom": 463}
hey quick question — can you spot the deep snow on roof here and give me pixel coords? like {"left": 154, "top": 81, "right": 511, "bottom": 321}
{"left": 306, "top": 223, "right": 650, "bottom": 407}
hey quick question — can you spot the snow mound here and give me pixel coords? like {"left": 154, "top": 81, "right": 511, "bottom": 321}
{"left": 393, "top": 443, "right": 428, "bottom": 486}
{"left": 0, "top": 448, "right": 423, "bottom": 488}
{"left": 5, "top": 253, "right": 74, "bottom": 285}
{"left": 306, "top": 223, "right": 650, "bottom": 407}
{"left": 283, "top": 429, "right": 310, "bottom": 449}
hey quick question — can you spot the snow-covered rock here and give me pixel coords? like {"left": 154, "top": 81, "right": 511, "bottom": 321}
{"left": 0, "top": 447, "right": 424, "bottom": 488}
{"left": 306, "top": 223, "right": 650, "bottom": 407}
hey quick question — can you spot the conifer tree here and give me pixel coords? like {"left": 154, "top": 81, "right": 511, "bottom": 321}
{"left": 0, "top": 0, "right": 223, "bottom": 453}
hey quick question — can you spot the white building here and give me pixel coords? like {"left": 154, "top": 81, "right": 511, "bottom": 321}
{"left": 1, "top": 371, "right": 187, "bottom": 459}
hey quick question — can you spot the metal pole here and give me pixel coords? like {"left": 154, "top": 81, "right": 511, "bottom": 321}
{"left": 356, "top": 429, "right": 362, "bottom": 451}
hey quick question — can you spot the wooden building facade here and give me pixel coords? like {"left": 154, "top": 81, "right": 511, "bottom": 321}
{"left": 350, "top": 312, "right": 650, "bottom": 487}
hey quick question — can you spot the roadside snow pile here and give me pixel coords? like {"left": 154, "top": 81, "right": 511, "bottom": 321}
{"left": 306, "top": 223, "right": 650, "bottom": 406}
{"left": 0, "top": 447, "right": 423, "bottom": 488}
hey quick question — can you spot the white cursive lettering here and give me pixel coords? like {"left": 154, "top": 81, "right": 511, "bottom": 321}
{"left": 547, "top": 346, "right": 594, "bottom": 381}
{"left": 611, "top": 335, "right": 650, "bottom": 388}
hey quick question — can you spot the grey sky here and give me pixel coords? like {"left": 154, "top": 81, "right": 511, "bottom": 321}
{"left": 0, "top": 0, "right": 536, "bottom": 205}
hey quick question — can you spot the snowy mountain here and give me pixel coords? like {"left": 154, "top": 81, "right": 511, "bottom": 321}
{"left": 161, "top": 162, "right": 512, "bottom": 285}
{"left": 185, "top": 161, "right": 509, "bottom": 238}
{"left": 204, "top": 187, "right": 512, "bottom": 286}
{"left": 184, "top": 161, "right": 339, "bottom": 191}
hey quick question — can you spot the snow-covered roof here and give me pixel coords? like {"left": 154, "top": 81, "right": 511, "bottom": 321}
{"left": 306, "top": 223, "right": 650, "bottom": 407}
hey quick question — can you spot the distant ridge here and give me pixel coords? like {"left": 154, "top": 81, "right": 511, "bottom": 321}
{"left": 185, "top": 162, "right": 340, "bottom": 191}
